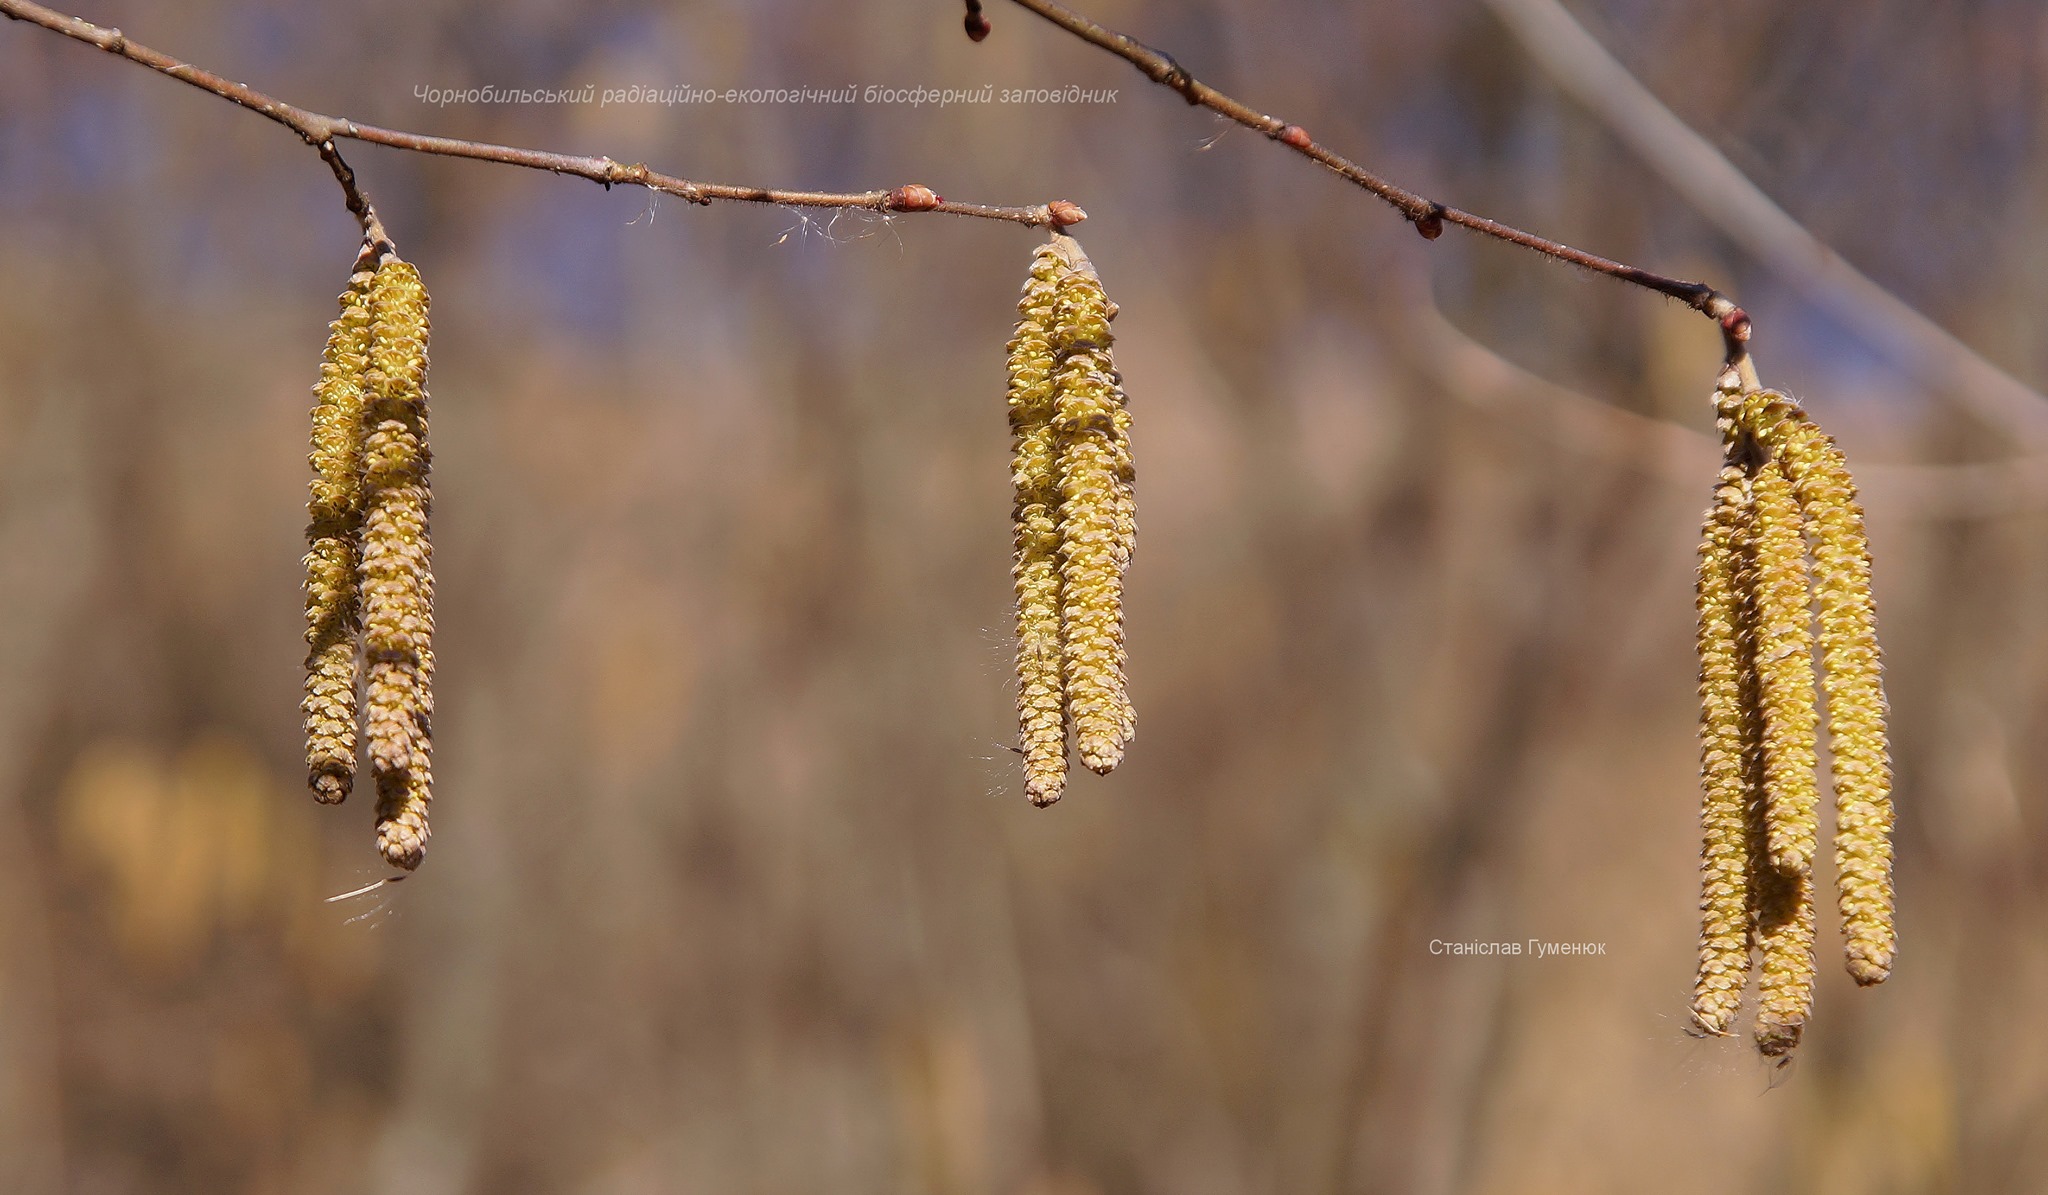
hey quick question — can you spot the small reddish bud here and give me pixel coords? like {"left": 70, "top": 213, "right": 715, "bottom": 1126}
{"left": 965, "top": 11, "right": 991, "bottom": 40}
{"left": 1415, "top": 206, "right": 1444, "bottom": 240}
{"left": 1046, "top": 200, "right": 1088, "bottom": 227}
{"left": 888, "top": 184, "right": 942, "bottom": 212}
{"left": 1277, "top": 124, "right": 1311, "bottom": 150}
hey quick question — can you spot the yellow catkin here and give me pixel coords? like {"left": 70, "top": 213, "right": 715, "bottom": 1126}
{"left": 1748, "top": 457, "right": 1820, "bottom": 876}
{"left": 303, "top": 264, "right": 376, "bottom": 804}
{"left": 1105, "top": 367, "right": 1137, "bottom": 745}
{"left": 1748, "top": 392, "right": 1895, "bottom": 985}
{"left": 1047, "top": 235, "right": 1134, "bottom": 774}
{"left": 1691, "top": 466, "right": 1755, "bottom": 1037}
{"left": 1743, "top": 450, "right": 1817, "bottom": 1058}
{"left": 1009, "top": 243, "right": 1069, "bottom": 805}
{"left": 357, "top": 255, "right": 435, "bottom": 870}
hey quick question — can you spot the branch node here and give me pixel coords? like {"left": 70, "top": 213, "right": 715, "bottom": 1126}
{"left": 887, "top": 183, "right": 943, "bottom": 212}
{"left": 1721, "top": 305, "right": 1752, "bottom": 343}
{"left": 603, "top": 161, "right": 652, "bottom": 188}
{"left": 1276, "top": 124, "right": 1311, "bottom": 150}
{"left": 1152, "top": 51, "right": 1199, "bottom": 103}
{"left": 1414, "top": 203, "right": 1445, "bottom": 240}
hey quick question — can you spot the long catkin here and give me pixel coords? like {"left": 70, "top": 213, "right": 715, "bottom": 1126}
{"left": 303, "top": 265, "right": 376, "bottom": 804}
{"left": 357, "top": 255, "right": 435, "bottom": 870}
{"left": 1750, "top": 393, "right": 1894, "bottom": 986}
{"left": 1009, "top": 243, "right": 1069, "bottom": 805}
{"left": 1691, "top": 466, "right": 1755, "bottom": 1037}
{"left": 1047, "top": 235, "right": 1134, "bottom": 774}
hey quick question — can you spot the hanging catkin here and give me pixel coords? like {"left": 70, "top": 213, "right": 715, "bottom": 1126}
{"left": 357, "top": 254, "right": 436, "bottom": 870}
{"left": 303, "top": 261, "right": 376, "bottom": 804}
{"left": 1047, "top": 236, "right": 1134, "bottom": 774}
{"left": 1003, "top": 233, "right": 1138, "bottom": 798}
{"left": 1688, "top": 377, "right": 1894, "bottom": 1057}
{"left": 1744, "top": 392, "right": 1895, "bottom": 986}
{"left": 1008, "top": 242, "right": 1070, "bottom": 805}
{"left": 1690, "top": 465, "right": 1755, "bottom": 1038}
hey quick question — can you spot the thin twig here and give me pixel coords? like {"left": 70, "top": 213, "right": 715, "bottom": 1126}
{"left": 1407, "top": 282, "right": 2048, "bottom": 519}
{"left": 1484, "top": 0, "right": 2048, "bottom": 443}
{"left": 0, "top": 0, "right": 1076, "bottom": 235}
{"left": 989, "top": 0, "right": 1753, "bottom": 366}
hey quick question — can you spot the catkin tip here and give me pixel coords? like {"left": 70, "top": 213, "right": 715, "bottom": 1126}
{"left": 1756, "top": 1022, "right": 1805, "bottom": 1059}
{"left": 376, "top": 756, "right": 432, "bottom": 871}
{"left": 310, "top": 769, "right": 351, "bottom": 806}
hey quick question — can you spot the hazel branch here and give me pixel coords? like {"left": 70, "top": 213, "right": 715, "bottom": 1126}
{"left": 984, "top": 0, "right": 1752, "bottom": 365}
{"left": 1486, "top": 0, "right": 2048, "bottom": 442}
{"left": 0, "top": 0, "right": 1080, "bottom": 234}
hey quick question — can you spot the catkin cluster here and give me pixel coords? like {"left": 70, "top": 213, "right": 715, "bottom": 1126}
{"left": 1689, "top": 378, "right": 1894, "bottom": 1057}
{"left": 301, "top": 243, "right": 437, "bottom": 870}
{"left": 1006, "top": 234, "right": 1136, "bottom": 804}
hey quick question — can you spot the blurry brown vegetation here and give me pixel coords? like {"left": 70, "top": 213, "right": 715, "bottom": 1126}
{"left": 0, "top": 1, "right": 2044, "bottom": 1192}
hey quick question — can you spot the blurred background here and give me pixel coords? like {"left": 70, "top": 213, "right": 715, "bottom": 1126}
{"left": 0, "top": 0, "right": 2043, "bottom": 1190}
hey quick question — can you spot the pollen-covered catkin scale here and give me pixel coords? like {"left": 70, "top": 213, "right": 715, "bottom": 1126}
{"left": 357, "top": 255, "right": 435, "bottom": 870}
{"left": 1749, "top": 457, "right": 1820, "bottom": 876}
{"left": 1746, "top": 390, "right": 1895, "bottom": 985}
{"left": 1009, "top": 243, "right": 1068, "bottom": 805}
{"left": 303, "top": 265, "right": 376, "bottom": 804}
{"left": 1691, "top": 466, "right": 1755, "bottom": 1037}
{"left": 1047, "top": 234, "right": 1134, "bottom": 774}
